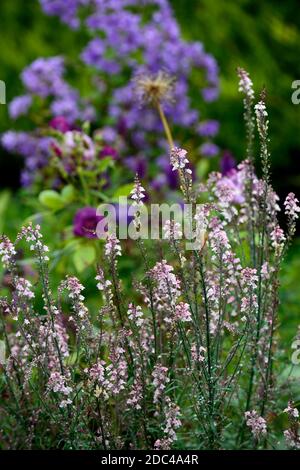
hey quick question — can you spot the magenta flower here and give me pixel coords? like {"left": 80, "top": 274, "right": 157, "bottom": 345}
{"left": 49, "top": 116, "right": 71, "bottom": 133}
{"left": 220, "top": 151, "right": 236, "bottom": 175}
{"left": 73, "top": 207, "right": 103, "bottom": 239}
{"left": 99, "top": 146, "right": 118, "bottom": 160}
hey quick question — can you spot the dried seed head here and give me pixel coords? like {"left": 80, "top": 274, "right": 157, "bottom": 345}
{"left": 134, "top": 70, "right": 176, "bottom": 106}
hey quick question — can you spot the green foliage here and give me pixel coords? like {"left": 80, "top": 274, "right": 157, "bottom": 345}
{"left": 72, "top": 244, "right": 96, "bottom": 272}
{"left": 39, "top": 190, "right": 66, "bottom": 210}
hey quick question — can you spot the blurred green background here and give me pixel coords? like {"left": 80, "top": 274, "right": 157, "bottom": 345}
{"left": 0, "top": 0, "right": 299, "bottom": 343}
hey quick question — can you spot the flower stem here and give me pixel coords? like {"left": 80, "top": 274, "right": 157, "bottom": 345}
{"left": 156, "top": 102, "right": 175, "bottom": 149}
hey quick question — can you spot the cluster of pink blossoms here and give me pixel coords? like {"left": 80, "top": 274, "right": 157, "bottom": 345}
{"left": 126, "top": 377, "right": 143, "bottom": 411}
{"left": 152, "top": 365, "right": 182, "bottom": 450}
{"left": 163, "top": 220, "right": 183, "bottom": 241}
{"left": 128, "top": 303, "right": 144, "bottom": 327}
{"left": 254, "top": 101, "right": 269, "bottom": 139}
{"left": 284, "top": 192, "right": 300, "bottom": 221}
{"left": 191, "top": 344, "right": 206, "bottom": 363}
{"left": 270, "top": 226, "right": 286, "bottom": 250}
{"left": 283, "top": 402, "right": 300, "bottom": 449}
{"left": 148, "top": 260, "right": 181, "bottom": 321}
{"left": 240, "top": 267, "right": 259, "bottom": 316}
{"left": 152, "top": 364, "right": 170, "bottom": 404}
{"left": 48, "top": 371, "right": 73, "bottom": 408}
{"left": 0, "top": 236, "right": 17, "bottom": 268}
{"left": 174, "top": 302, "right": 192, "bottom": 323}
{"left": 39, "top": 319, "right": 70, "bottom": 370}
{"left": 15, "top": 278, "right": 35, "bottom": 300}
{"left": 238, "top": 67, "right": 255, "bottom": 101}
{"left": 154, "top": 398, "right": 182, "bottom": 450}
{"left": 104, "top": 234, "right": 122, "bottom": 259}
{"left": 130, "top": 175, "right": 146, "bottom": 207}
{"left": 87, "top": 344, "right": 128, "bottom": 399}
{"left": 17, "top": 223, "right": 50, "bottom": 262}
{"left": 60, "top": 276, "right": 89, "bottom": 332}
{"left": 245, "top": 410, "right": 267, "bottom": 439}
{"left": 170, "top": 147, "right": 192, "bottom": 174}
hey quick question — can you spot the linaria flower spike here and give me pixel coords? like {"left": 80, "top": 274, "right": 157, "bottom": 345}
{"left": 255, "top": 99, "right": 269, "bottom": 139}
{"left": 170, "top": 147, "right": 191, "bottom": 173}
{"left": 284, "top": 193, "right": 300, "bottom": 221}
{"left": 130, "top": 174, "right": 146, "bottom": 207}
{"left": 237, "top": 67, "right": 255, "bottom": 101}
{"left": 245, "top": 411, "right": 267, "bottom": 439}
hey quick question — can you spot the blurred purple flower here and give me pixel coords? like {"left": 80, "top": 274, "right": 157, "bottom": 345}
{"left": 21, "top": 56, "right": 65, "bottom": 98}
{"left": 18, "top": 56, "right": 95, "bottom": 125}
{"left": 220, "top": 151, "right": 236, "bottom": 175}
{"left": 217, "top": 170, "right": 245, "bottom": 205}
{"left": 51, "top": 95, "right": 80, "bottom": 122}
{"left": 151, "top": 174, "right": 168, "bottom": 192}
{"left": 1, "top": 131, "right": 53, "bottom": 185}
{"left": 99, "top": 146, "right": 118, "bottom": 160}
{"left": 124, "top": 156, "right": 148, "bottom": 178}
{"left": 157, "top": 156, "right": 179, "bottom": 190}
{"left": 200, "top": 142, "right": 219, "bottom": 158}
{"left": 101, "top": 126, "right": 118, "bottom": 143}
{"left": 40, "top": 0, "right": 89, "bottom": 29}
{"left": 197, "top": 120, "right": 219, "bottom": 138}
{"left": 49, "top": 116, "right": 71, "bottom": 133}
{"left": 202, "top": 87, "right": 219, "bottom": 102}
{"left": 113, "top": 203, "right": 135, "bottom": 227}
{"left": 9, "top": 95, "right": 32, "bottom": 119}
{"left": 73, "top": 207, "right": 104, "bottom": 238}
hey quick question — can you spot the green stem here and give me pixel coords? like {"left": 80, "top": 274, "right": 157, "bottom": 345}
{"left": 156, "top": 102, "right": 175, "bottom": 149}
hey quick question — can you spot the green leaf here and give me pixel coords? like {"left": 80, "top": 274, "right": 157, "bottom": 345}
{"left": 73, "top": 245, "right": 96, "bottom": 273}
{"left": 112, "top": 183, "right": 134, "bottom": 199}
{"left": 82, "top": 121, "right": 91, "bottom": 135}
{"left": 0, "top": 191, "right": 11, "bottom": 232}
{"left": 65, "top": 352, "right": 79, "bottom": 366}
{"left": 196, "top": 160, "right": 209, "bottom": 179}
{"left": 89, "top": 189, "right": 109, "bottom": 202}
{"left": 39, "top": 190, "right": 64, "bottom": 210}
{"left": 22, "top": 211, "right": 51, "bottom": 225}
{"left": 97, "top": 156, "right": 114, "bottom": 173}
{"left": 61, "top": 185, "right": 75, "bottom": 204}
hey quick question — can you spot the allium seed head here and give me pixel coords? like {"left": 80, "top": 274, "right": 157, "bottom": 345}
{"left": 134, "top": 71, "right": 176, "bottom": 106}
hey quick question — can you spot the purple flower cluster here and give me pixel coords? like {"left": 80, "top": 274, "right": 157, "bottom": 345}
{"left": 40, "top": 0, "right": 89, "bottom": 29}
{"left": 73, "top": 207, "right": 103, "bottom": 239}
{"left": 37, "top": 0, "right": 220, "bottom": 185}
{"left": 2, "top": 57, "right": 95, "bottom": 184}
{"left": 22, "top": 56, "right": 65, "bottom": 97}
{"left": 8, "top": 95, "right": 32, "bottom": 120}
{"left": 245, "top": 411, "right": 267, "bottom": 439}
{"left": 1, "top": 131, "right": 54, "bottom": 186}
{"left": 3, "top": 0, "right": 219, "bottom": 189}
{"left": 81, "top": 0, "right": 219, "bottom": 135}
{"left": 19, "top": 56, "right": 95, "bottom": 122}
